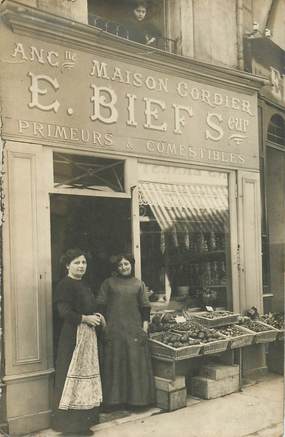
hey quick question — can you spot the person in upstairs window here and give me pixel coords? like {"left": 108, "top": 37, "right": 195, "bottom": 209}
{"left": 96, "top": 253, "right": 155, "bottom": 410}
{"left": 127, "top": 0, "right": 161, "bottom": 46}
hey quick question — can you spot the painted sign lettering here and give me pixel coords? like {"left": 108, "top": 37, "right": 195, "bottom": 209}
{"left": 0, "top": 39, "right": 259, "bottom": 169}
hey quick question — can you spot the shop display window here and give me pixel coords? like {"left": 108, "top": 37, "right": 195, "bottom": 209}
{"left": 138, "top": 164, "right": 232, "bottom": 309}
{"left": 53, "top": 152, "right": 125, "bottom": 193}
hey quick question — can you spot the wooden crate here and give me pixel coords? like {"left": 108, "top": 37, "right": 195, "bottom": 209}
{"left": 254, "top": 321, "right": 279, "bottom": 344}
{"left": 190, "top": 374, "right": 239, "bottom": 399}
{"left": 156, "top": 387, "right": 187, "bottom": 411}
{"left": 192, "top": 311, "right": 239, "bottom": 328}
{"left": 224, "top": 325, "right": 255, "bottom": 349}
{"left": 200, "top": 336, "right": 229, "bottom": 355}
{"left": 149, "top": 334, "right": 202, "bottom": 361}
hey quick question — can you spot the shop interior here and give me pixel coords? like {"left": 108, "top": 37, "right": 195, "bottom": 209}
{"left": 138, "top": 168, "right": 233, "bottom": 311}
{"left": 50, "top": 194, "right": 132, "bottom": 356}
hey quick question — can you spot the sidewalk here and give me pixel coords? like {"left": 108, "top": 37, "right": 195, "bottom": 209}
{"left": 28, "top": 373, "right": 283, "bottom": 437}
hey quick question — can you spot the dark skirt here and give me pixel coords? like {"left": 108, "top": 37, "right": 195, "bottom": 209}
{"left": 51, "top": 407, "right": 100, "bottom": 434}
{"left": 101, "top": 329, "right": 155, "bottom": 407}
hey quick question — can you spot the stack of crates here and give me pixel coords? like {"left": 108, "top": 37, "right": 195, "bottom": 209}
{"left": 154, "top": 376, "right": 187, "bottom": 411}
{"left": 190, "top": 363, "right": 240, "bottom": 399}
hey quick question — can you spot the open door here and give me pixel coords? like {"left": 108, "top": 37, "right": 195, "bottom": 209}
{"left": 50, "top": 194, "right": 132, "bottom": 356}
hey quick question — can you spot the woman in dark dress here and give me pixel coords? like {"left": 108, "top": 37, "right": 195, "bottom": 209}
{"left": 127, "top": 0, "right": 161, "bottom": 46}
{"left": 51, "top": 248, "right": 104, "bottom": 436}
{"left": 96, "top": 254, "right": 155, "bottom": 409}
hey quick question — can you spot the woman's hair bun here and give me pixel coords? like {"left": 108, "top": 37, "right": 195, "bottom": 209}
{"left": 60, "top": 248, "right": 91, "bottom": 266}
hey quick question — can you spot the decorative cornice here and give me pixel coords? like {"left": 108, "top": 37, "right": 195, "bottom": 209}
{"left": 259, "top": 94, "right": 285, "bottom": 112}
{"left": 0, "top": 0, "right": 269, "bottom": 93}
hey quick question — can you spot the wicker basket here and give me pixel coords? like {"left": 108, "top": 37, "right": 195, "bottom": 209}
{"left": 250, "top": 321, "right": 279, "bottom": 344}
{"left": 200, "top": 336, "right": 229, "bottom": 355}
{"left": 192, "top": 311, "right": 239, "bottom": 328}
{"left": 148, "top": 333, "right": 202, "bottom": 361}
{"left": 224, "top": 325, "right": 255, "bottom": 349}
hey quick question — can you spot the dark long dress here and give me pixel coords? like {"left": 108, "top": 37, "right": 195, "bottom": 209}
{"left": 51, "top": 276, "right": 100, "bottom": 433}
{"left": 96, "top": 276, "right": 155, "bottom": 407}
{"left": 127, "top": 19, "right": 161, "bottom": 45}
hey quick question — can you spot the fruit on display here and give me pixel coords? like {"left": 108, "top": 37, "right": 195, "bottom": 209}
{"left": 197, "top": 311, "right": 232, "bottom": 319}
{"left": 172, "top": 321, "right": 194, "bottom": 332}
{"left": 149, "top": 311, "right": 179, "bottom": 333}
{"left": 259, "top": 313, "right": 284, "bottom": 330}
{"left": 240, "top": 319, "right": 275, "bottom": 332}
{"left": 174, "top": 321, "right": 225, "bottom": 343}
{"left": 217, "top": 325, "right": 246, "bottom": 337}
{"left": 155, "top": 331, "right": 200, "bottom": 348}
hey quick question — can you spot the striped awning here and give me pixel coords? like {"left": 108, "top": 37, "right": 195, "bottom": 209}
{"left": 138, "top": 182, "right": 229, "bottom": 233}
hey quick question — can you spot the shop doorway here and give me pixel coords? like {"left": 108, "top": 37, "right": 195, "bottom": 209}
{"left": 50, "top": 193, "right": 132, "bottom": 357}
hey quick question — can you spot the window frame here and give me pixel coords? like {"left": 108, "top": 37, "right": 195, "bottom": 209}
{"left": 134, "top": 159, "right": 238, "bottom": 311}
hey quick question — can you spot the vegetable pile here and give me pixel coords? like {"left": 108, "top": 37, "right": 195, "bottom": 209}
{"left": 259, "top": 313, "right": 284, "bottom": 330}
{"left": 150, "top": 312, "right": 178, "bottom": 333}
{"left": 197, "top": 311, "right": 232, "bottom": 319}
{"left": 240, "top": 319, "right": 275, "bottom": 332}
{"left": 217, "top": 325, "right": 246, "bottom": 337}
{"left": 155, "top": 331, "right": 200, "bottom": 348}
{"left": 172, "top": 321, "right": 224, "bottom": 343}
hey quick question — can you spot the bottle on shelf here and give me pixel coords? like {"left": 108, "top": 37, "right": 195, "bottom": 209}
{"left": 195, "top": 263, "right": 201, "bottom": 286}
{"left": 197, "top": 232, "right": 209, "bottom": 252}
{"left": 218, "top": 260, "right": 227, "bottom": 284}
{"left": 211, "top": 261, "right": 219, "bottom": 284}
{"left": 206, "top": 262, "right": 211, "bottom": 284}
{"left": 209, "top": 231, "right": 217, "bottom": 251}
{"left": 215, "top": 232, "right": 225, "bottom": 250}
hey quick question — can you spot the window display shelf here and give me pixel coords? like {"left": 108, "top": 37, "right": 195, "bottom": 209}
{"left": 138, "top": 167, "right": 231, "bottom": 310}
{"left": 168, "top": 251, "right": 225, "bottom": 265}
{"left": 203, "top": 284, "right": 227, "bottom": 288}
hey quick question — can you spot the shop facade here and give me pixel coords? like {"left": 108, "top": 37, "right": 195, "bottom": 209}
{"left": 244, "top": 35, "right": 285, "bottom": 375}
{"left": 0, "top": 2, "right": 267, "bottom": 434}
{"left": 244, "top": 35, "right": 285, "bottom": 313}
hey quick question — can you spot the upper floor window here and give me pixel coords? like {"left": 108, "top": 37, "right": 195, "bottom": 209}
{"left": 267, "top": 114, "right": 285, "bottom": 147}
{"left": 88, "top": 0, "right": 177, "bottom": 53}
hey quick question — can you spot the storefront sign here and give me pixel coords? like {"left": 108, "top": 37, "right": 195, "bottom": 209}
{"left": 0, "top": 33, "right": 259, "bottom": 169}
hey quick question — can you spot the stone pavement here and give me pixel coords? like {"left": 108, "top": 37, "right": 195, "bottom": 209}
{"left": 25, "top": 373, "right": 284, "bottom": 437}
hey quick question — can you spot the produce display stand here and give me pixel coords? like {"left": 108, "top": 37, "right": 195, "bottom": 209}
{"left": 277, "top": 330, "right": 284, "bottom": 341}
{"left": 149, "top": 333, "right": 202, "bottom": 361}
{"left": 149, "top": 310, "right": 283, "bottom": 412}
{"left": 254, "top": 322, "right": 279, "bottom": 343}
{"left": 220, "top": 325, "right": 255, "bottom": 349}
{"left": 241, "top": 321, "right": 279, "bottom": 344}
{"left": 200, "top": 337, "right": 229, "bottom": 355}
{"left": 191, "top": 311, "right": 239, "bottom": 327}
{"left": 149, "top": 332, "right": 229, "bottom": 359}
{"left": 259, "top": 314, "right": 284, "bottom": 341}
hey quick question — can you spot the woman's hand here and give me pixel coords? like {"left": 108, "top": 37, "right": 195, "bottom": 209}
{"left": 145, "top": 36, "right": 156, "bottom": 45}
{"left": 143, "top": 321, "right": 149, "bottom": 334}
{"left": 82, "top": 314, "right": 102, "bottom": 327}
{"left": 94, "top": 313, "right": 107, "bottom": 328}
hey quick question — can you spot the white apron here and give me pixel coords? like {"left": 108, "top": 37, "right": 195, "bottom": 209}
{"left": 59, "top": 323, "right": 102, "bottom": 410}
